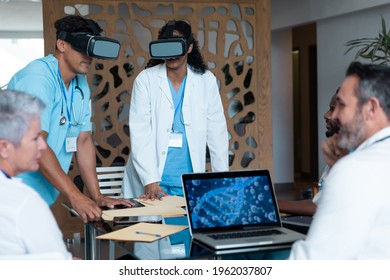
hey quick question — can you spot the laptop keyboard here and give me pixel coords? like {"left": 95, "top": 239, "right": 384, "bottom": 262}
{"left": 208, "top": 229, "right": 284, "bottom": 240}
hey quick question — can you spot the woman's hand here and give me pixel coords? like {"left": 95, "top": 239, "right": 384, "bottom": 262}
{"left": 140, "top": 182, "right": 167, "bottom": 200}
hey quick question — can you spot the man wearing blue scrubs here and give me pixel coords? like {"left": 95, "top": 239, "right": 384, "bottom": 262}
{"left": 7, "top": 15, "right": 132, "bottom": 223}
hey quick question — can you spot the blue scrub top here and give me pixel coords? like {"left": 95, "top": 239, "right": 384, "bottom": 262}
{"left": 7, "top": 54, "right": 91, "bottom": 205}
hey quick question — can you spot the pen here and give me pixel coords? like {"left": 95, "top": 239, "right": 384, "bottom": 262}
{"left": 61, "top": 202, "right": 81, "bottom": 218}
{"left": 136, "top": 231, "right": 161, "bottom": 237}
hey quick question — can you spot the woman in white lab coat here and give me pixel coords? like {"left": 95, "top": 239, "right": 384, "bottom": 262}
{"left": 122, "top": 20, "right": 228, "bottom": 259}
{"left": 122, "top": 20, "right": 229, "bottom": 199}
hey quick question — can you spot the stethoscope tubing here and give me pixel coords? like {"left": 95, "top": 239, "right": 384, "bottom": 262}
{"left": 59, "top": 76, "right": 85, "bottom": 127}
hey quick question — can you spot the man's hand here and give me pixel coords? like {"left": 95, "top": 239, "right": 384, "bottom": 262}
{"left": 321, "top": 134, "right": 349, "bottom": 167}
{"left": 140, "top": 182, "right": 167, "bottom": 200}
{"left": 95, "top": 195, "right": 135, "bottom": 209}
{"left": 69, "top": 193, "right": 102, "bottom": 223}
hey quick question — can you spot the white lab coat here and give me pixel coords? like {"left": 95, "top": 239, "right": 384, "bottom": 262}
{"left": 122, "top": 63, "right": 229, "bottom": 198}
{"left": 0, "top": 172, "right": 71, "bottom": 259}
{"left": 290, "top": 127, "right": 390, "bottom": 259}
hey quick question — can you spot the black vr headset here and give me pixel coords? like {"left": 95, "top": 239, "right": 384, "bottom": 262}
{"left": 57, "top": 18, "right": 120, "bottom": 60}
{"left": 149, "top": 20, "right": 193, "bottom": 59}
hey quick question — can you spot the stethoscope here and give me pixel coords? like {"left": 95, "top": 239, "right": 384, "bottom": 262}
{"left": 59, "top": 75, "right": 85, "bottom": 127}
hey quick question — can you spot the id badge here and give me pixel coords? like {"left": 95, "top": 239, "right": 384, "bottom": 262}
{"left": 168, "top": 131, "right": 183, "bottom": 148}
{"left": 66, "top": 137, "right": 77, "bottom": 152}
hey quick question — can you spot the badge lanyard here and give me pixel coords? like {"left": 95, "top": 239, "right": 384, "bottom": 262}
{"left": 169, "top": 76, "right": 187, "bottom": 148}
{"left": 58, "top": 70, "right": 77, "bottom": 152}
{"left": 171, "top": 76, "right": 187, "bottom": 133}
{"left": 58, "top": 69, "right": 74, "bottom": 129}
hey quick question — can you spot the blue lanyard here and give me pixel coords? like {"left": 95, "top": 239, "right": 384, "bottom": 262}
{"left": 58, "top": 69, "right": 74, "bottom": 128}
{"left": 170, "top": 76, "right": 187, "bottom": 131}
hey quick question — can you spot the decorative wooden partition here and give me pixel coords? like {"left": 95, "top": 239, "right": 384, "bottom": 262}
{"left": 43, "top": 0, "right": 272, "bottom": 234}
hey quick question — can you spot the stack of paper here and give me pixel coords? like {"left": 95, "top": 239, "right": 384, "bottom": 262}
{"left": 96, "top": 222, "right": 188, "bottom": 242}
{"left": 134, "top": 195, "right": 186, "bottom": 207}
{"left": 102, "top": 195, "right": 187, "bottom": 221}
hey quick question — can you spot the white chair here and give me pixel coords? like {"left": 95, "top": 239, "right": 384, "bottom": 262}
{"left": 96, "top": 166, "right": 125, "bottom": 198}
{"left": 93, "top": 166, "right": 126, "bottom": 259}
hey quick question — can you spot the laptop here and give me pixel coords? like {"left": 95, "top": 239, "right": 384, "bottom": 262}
{"left": 281, "top": 215, "right": 312, "bottom": 227}
{"left": 281, "top": 215, "right": 312, "bottom": 235}
{"left": 182, "top": 169, "right": 305, "bottom": 251}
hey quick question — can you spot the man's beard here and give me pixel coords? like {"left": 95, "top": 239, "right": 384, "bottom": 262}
{"left": 338, "top": 110, "right": 365, "bottom": 150}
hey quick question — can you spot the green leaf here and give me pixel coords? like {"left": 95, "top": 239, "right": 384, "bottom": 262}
{"left": 381, "top": 16, "right": 387, "bottom": 35}
{"left": 345, "top": 16, "right": 390, "bottom": 64}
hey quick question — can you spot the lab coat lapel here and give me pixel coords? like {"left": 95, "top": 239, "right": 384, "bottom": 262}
{"left": 158, "top": 64, "right": 173, "bottom": 105}
{"left": 182, "top": 66, "right": 193, "bottom": 126}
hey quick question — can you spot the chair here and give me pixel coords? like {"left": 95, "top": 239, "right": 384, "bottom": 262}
{"left": 93, "top": 165, "right": 126, "bottom": 259}
{"left": 96, "top": 166, "right": 125, "bottom": 198}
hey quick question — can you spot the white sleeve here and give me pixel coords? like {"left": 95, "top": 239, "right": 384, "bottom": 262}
{"left": 129, "top": 73, "right": 161, "bottom": 186}
{"left": 205, "top": 73, "right": 229, "bottom": 172}
{"left": 289, "top": 158, "right": 377, "bottom": 259}
{"left": 16, "top": 192, "right": 72, "bottom": 259}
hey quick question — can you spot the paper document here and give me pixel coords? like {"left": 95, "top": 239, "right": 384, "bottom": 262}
{"left": 102, "top": 195, "right": 187, "bottom": 221}
{"left": 96, "top": 222, "right": 188, "bottom": 242}
{"left": 135, "top": 195, "right": 186, "bottom": 207}
{"left": 102, "top": 205, "right": 186, "bottom": 221}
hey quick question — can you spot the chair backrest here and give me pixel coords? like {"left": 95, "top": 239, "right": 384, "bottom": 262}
{"left": 96, "top": 166, "right": 125, "bottom": 198}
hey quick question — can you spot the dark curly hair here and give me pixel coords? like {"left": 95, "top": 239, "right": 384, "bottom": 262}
{"left": 55, "top": 15, "right": 102, "bottom": 38}
{"left": 146, "top": 20, "right": 208, "bottom": 74}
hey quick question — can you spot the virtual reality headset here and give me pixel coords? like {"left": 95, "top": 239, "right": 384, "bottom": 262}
{"left": 149, "top": 36, "right": 191, "bottom": 59}
{"left": 149, "top": 20, "right": 193, "bottom": 59}
{"left": 58, "top": 31, "right": 120, "bottom": 60}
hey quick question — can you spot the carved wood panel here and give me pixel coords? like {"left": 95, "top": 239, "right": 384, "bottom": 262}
{"left": 43, "top": 0, "right": 271, "bottom": 236}
{"left": 42, "top": 0, "right": 272, "bottom": 182}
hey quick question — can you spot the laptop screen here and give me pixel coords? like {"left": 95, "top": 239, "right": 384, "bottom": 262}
{"left": 182, "top": 170, "right": 281, "bottom": 233}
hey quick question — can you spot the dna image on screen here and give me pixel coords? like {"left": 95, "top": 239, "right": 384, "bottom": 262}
{"left": 186, "top": 175, "right": 278, "bottom": 229}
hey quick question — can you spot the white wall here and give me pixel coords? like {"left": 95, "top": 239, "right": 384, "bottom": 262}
{"left": 317, "top": 5, "right": 390, "bottom": 173}
{"left": 271, "top": 29, "right": 294, "bottom": 183}
{"left": 271, "top": 0, "right": 390, "bottom": 31}
{"left": 0, "top": 1, "right": 42, "bottom": 37}
{"left": 0, "top": 1, "right": 43, "bottom": 88}
{"left": 271, "top": 0, "right": 390, "bottom": 183}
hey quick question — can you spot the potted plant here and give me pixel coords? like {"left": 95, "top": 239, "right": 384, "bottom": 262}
{"left": 345, "top": 16, "right": 390, "bottom": 65}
